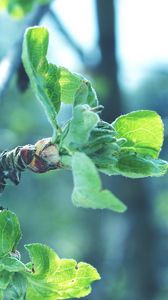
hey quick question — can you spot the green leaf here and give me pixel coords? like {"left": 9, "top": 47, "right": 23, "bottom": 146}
{"left": 7, "top": 0, "right": 35, "bottom": 17}
{"left": 0, "top": 256, "right": 28, "bottom": 273}
{"left": 4, "top": 273, "right": 27, "bottom": 300}
{"left": 22, "top": 26, "right": 61, "bottom": 133}
{"left": 0, "top": 0, "right": 50, "bottom": 18}
{"left": 0, "top": 210, "right": 21, "bottom": 257}
{"left": 59, "top": 68, "right": 83, "bottom": 105}
{"left": 113, "top": 110, "right": 164, "bottom": 158}
{"left": 55, "top": 67, "right": 98, "bottom": 107}
{"left": 0, "top": 290, "right": 4, "bottom": 300}
{"left": 63, "top": 105, "right": 99, "bottom": 149}
{"left": 90, "top": 142, "right": 119, "bottom": 176}
{"left": 72, "top": 152, "right": 126, "bottom": 212}
{"left": 74, "top": 80, "right": 98, "bottom": 107}
{"left": 115, "top": 152, "right": 168, "bottom": 178}
{"left": 25, "top": 243, "right": 100, "bottom": 300}
{"left": 0, "top": 270, "right": 12, "bottom": 290}
{"left": 22, "top": 26, "right": 98, "bottom": 137}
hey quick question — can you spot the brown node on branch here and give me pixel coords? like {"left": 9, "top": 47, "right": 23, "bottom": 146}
{"left": 0, "top": 138, "right": 61, "bottom": 193}
{"left": 28, "top": 138, "right": 61, "bottom": 173}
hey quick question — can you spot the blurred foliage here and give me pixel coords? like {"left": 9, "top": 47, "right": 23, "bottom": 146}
{"left": 0, "top": 0, "right": 50, "bottom": 18}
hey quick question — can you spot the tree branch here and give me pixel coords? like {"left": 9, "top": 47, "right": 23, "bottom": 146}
{"left": 0, "top": 138, "right": 61, "bottom": 193}
{"left": 0, "top": 3, "right": 51, "bottom": 101}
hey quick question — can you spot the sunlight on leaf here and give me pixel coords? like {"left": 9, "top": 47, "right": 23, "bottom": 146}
{"left": 22, "top": 26, "right": 60, "bottom": 133}
{"left": 22, "top": 26, "right": 98, "bottom": 139}
{"left": 113, "top": 110, "right": 163, "bottom": 158}
{"left": 25, "top": 243, "right": 100, "bottom": 300}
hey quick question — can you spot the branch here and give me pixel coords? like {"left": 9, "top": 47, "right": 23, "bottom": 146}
{"left": 48, "top": 8, "right": 86, "bottom": 63}
{"left": 0, "top": 3, "right": 51, "bottom": 101}
{"left": 0, "top": 138, "right": 62, "bottom": 193}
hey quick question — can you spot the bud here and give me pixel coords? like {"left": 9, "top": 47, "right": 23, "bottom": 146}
{"left": 28, "top": 138, "right": 61, "bottom": 173}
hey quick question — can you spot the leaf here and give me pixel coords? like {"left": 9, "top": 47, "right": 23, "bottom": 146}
{"left": 4, "top": 273, "right": 27, "bottom": 300}
{"left": 56, "top": 68, "right": 98, "bottom": 107}
{"left": 0, "top": 256, "right": 28, "bottom": 272}
{"left": 72, "top": 152, "right": 126, "bottom": 212}
{"left": 22, "top": 27, "right": 98, "bottom": 135}
{"left": 7, "top": 0, "right": 34, "bottom": 17}
{"left": 113, "top": 110, "right": 164, "bottom": 158}
{"left": 115, "top": 152, "right": 168, "bottom": 178}
{"left": 25, "top": 243, "right": 100, "bottom": 300}
{"left": 0, "top": 290, "right": 4, "bottom": 300}
{"left": 74, "top": 80, "right": 98, "bottom": 107}
{"left": 0, "top": 0, "right": 50, "bottom": 18}
{"left": 59, "top": 68, "right": 83, "bottom": 105}
{"left": 0, "top": 270, "right": 12, "bottom": 290}
{"left": 90, "top": 143, "right": 119, "bottom": 176}
{"left": 63, "top": 105, "right": 99, "bottom": 149}
{"left": 0, "top": 210, "right": 21, "bottom": 257}
{"left": 22, "top": 26, "right": 61, "bottom": 131}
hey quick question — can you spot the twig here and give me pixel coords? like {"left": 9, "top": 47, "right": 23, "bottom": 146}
{"left": 0, "top": 138, "right": 61, "bottom": 193}
{"left": 0, "top": 3, "right": 51, "bottom": 101}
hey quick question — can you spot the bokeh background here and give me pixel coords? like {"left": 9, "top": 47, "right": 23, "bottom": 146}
{"left": 1, "top": 1, "right": 168, "bottom": 299}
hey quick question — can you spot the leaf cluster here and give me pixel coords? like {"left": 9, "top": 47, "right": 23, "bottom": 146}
{"left": 22, "top": 26, "right": 168, "bottom": 213}
{"left": 0, "top": 210, "right": 100, "bottom": 300}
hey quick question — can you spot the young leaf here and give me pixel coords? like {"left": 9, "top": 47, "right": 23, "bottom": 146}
{"left": 113, "top": 110, "right": 164, "bottom": 158}
{"left": 0, "top": 210, "right": 21, "bottom": 257}
{"left": 4, "top": 273, "right": 27, "bottom": 300}
{"left": 22, "top": 26, "right": 98, "bottom": 138}
{"left": 90, "top": 142, "right": 119, "bottom": 176}
{"left": 0, "top": 270, "right": 12, "bottom": 290}
{"left": 22, "top": 26, "right": 61, "bottom": 135}
{"left": 71, "top": 152, "right": 126, "bottom": 212}
{"left": 63, "top": 104, "right": 99, "bottom": 149}
{"left": 74, "top": 80, "right": 98, "bottom": 107}
{"left": 25, "top": 243, "right": 100, "bottom": 300}
{"left": 115, "top": 153, "right": 168, "bottom": 178}
{"left": 59, "top": 68, "right": 83, "bottom": 105}
{"left": 0, "top": 256, "right": 28, "bottom": 273}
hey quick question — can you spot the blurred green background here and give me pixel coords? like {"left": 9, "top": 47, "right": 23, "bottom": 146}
{"left": 1, "top": 1, "right": 168, "bottom": 299}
